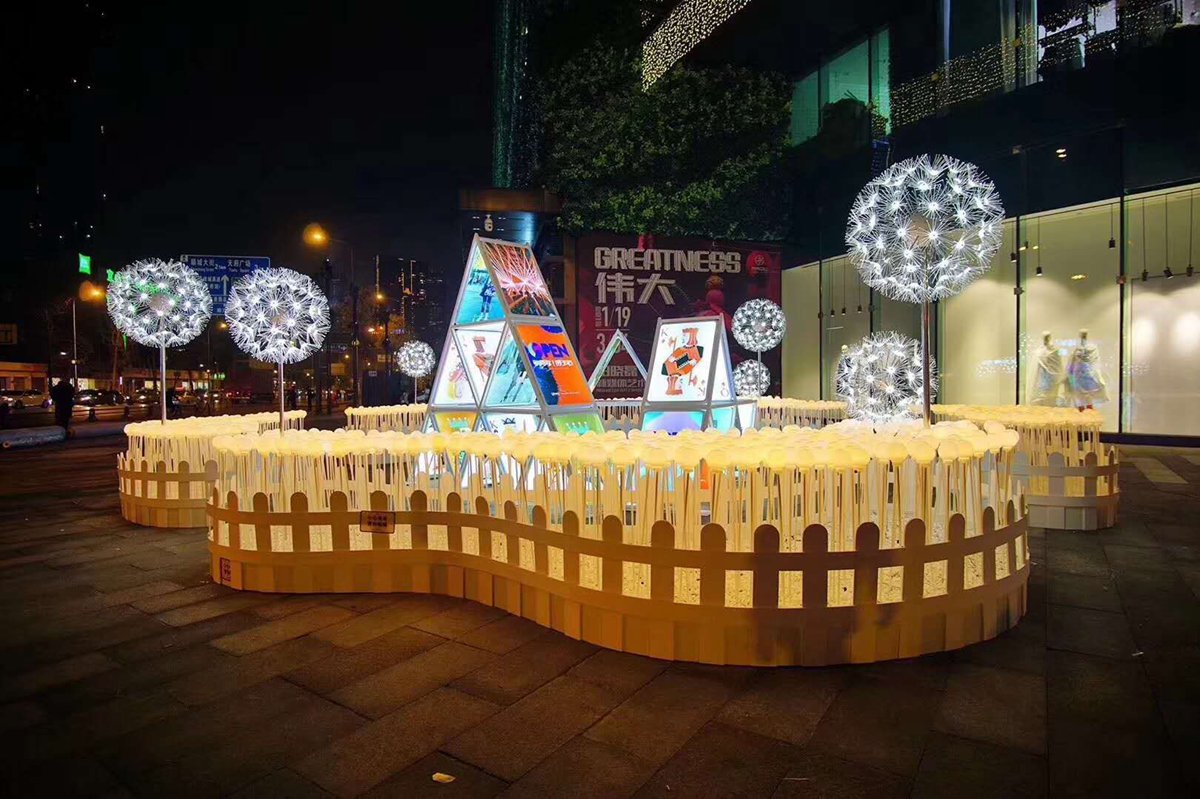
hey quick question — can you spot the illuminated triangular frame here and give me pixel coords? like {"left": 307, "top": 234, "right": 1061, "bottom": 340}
{"left": 586, "top": 329, "right": 648, "bottom": 394}
{"left": 427, "top": 235, "right": 603, "bottom": 433}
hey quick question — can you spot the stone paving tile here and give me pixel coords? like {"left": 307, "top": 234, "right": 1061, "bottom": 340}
{"left": 4, "top": 754, "right": 127, "bottom": 798}
{"left": 252, "top": 595, "right": 338, "bottom": 620}
{"left": 772, "top": 750, "right": 910, "bottom": 798}
{"left": 953, "top": 619, "right": 1046, "bottom": 675}
{"left": 806, "top": 674, "right": 942, "bottom": 777}
{"left": 11, "top": 689, "right": 187, "bottom": 763}
{"left": 285, "top": 626, "right": 445, "bottom": 696}
{"left": 455, "top": 614, "right": 546, "bottom": 654}
{"left": 504, "top": 734, "right": 655, "bottom": 799}
{"left": 446, "top": 675, "right": 623, "bottom": 781}
{"left": 912, "top": 732, "right": 1047, "bottom": 798}
{"left": 934, "top": 663, "right": 1046, "bottom": 755}
{"left": 451, "top": 633, "right": 597, "bottom": 705}
{"left": 230, "top": 768, "right": 333, "bottom": 799}
{"left": 1047, "top": 604, "right": 1137, "bottom": 659}
{"left": 169, "top": 636, "right": 338, "bottom": 706}
{"left": 362, "top": 751, "right": 507, "bottom": 799}
{"left": 130, "top": 583, "right": 228, "bottom": 614}
{"left": 311, "top": 594, "right": 455, "bottom": 648}
{"left": 716, "top": 668, "right": 847, "bottom": 747}
{"left": 155, "top": 593, "right": 274, "bottom": 627}
{"left": 1045, "top": 649, "right": 1158, "bottom": 730}
{"left": 107, "top": 610, "right": 261, "bottom": 663}
{"left": 1048, "top": 571, "right": 1123, "bottom": 612}
{"left": 211, "top": 605, "right": 357, "bottom": 655}
{"left": 635, "top": 720, "right": 801, "bottom": 799}
{"left": 584, "top": 665, "right": 751, "bottom": 767}
{"left": 0, "top": 651, "right": 118, "bottom": 701}
{"left": 1047, "top": 715, "right": 1183, "bottom": 798}
{"left": 330, "top": 641, "right": 496, "bottom": 719}
{"left": 295, "top": 687, "right": 500, "bottom": 797}
{"left": 567, "top": 649, "right": 669, "bottom": 696}
{"left": 1044, "top": 544, "right": 1111, "bottom": 578}
{"left": 410, "top": 601, "right": 508, "bottom": 639}
{"left": 0, "top": 699, "right": 47, "bottom": 734}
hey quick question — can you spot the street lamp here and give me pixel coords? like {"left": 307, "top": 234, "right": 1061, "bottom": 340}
{"left": 71, "top": 281, "right": 106, "bottom": 387}
{"left": 303, "top": 222, "right": 358, "bottom": 414}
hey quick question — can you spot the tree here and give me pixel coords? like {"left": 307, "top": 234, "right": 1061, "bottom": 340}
{"left": 534, "top": 46, "right": 791, "bottom": 241}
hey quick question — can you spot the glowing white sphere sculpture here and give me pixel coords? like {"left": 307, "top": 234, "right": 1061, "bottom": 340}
{"left": 396, "top": 340, "right": 436, "bottom": 378}
{"left": 106, "top": 259, "right": 211, "bottom": 348}
{"left": 226, "top": 267, "right": 330, "bottom": 364}
{"left": 733, "top": 360, "right": 770, "bottom": 398}
{"left": 732, "top": 299, "right": 787, "bottom": 353}
{"left": 839, "top": 332, "right": 937, "bottom": 423}
{"left": 846, "top": 154, "right": 1004, "bottom": 303}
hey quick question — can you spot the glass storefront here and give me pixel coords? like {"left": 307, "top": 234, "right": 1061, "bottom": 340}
{"left": 789, "top": 29, "right": 891, "bottom": 146}
{"left": 783, "top": 182, "right": 1200, "bottom": 436}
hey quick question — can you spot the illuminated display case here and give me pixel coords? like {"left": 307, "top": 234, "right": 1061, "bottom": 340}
{"left": 640, "top": 315, "right": 755, "bottom": 432}
{"left": 428, "top": 235, "right": 604, "bottom": 433}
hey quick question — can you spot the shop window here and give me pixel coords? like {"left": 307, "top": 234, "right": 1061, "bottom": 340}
{"left": 789, "top": 30, "right": 890, "bottom": 146}
{"left": 782, "top": 263, "right": 820, "bottom": 398}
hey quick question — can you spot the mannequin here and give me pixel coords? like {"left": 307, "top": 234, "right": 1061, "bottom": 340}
{"left": 1066, "top": 328, "right": 1109, "bottom": 410}
{"left": 1029, "top": 330, "right": 1064, "bottom": 406}
{"left": 834, "top": 345, "right": 852, "bottom": 400}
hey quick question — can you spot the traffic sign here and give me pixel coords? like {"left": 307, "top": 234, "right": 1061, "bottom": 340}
{"left": 182, "top": 255, "right": 270, "bottom": 315}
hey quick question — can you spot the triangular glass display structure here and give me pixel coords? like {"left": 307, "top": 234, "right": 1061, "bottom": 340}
{"left": 639, "top": 315, "right": 755, "bottom": 433}
{"left": 427, "top": 235, "right": 603, "bottom": 433}
{"left": 587, "top": 329, "right": 648, "bottom": 397}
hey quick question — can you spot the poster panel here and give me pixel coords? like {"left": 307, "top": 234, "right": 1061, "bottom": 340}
{"left": 433, "top": 411, "right": 477, "bottom": 433}
{"left": 645, "top": 319, "right": 719, "bottom": 403}
{"left": 643, "top": 410, "right": 706, "bottom": 434}
{"left": 577, "top": 234, "right": 782, "bottom": 399}
{"left": 454, "top": 327, "right": 503, "bottom": 398}
{"left": 455, "top": 245, "right": 504, "bottom": 325}
{"left": 551, "top": 412, "right": 606, "bottom": 435}
{"left": 432, "top": 340, "right": 474, "bottom": 406}
{"left": 484, "top": 332, "right": 538, "bottom": 408}
{"left": 482, "top": 413, "right": 541, "bottom": 434}
{"left": 479, "top": 240, "right": 556, "bottom": 317}
{"left": 515, "top": 324, "right": 593, "bottom": 407}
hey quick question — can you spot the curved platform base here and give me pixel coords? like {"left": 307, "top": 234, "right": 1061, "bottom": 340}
{"left": 119, "top": 460, "right": 213, "bottom": 529}
{"left": 1013, "top": 449, "right": 1119, "bottom": 531}
{"left": 207, "top": 491, "right": 1029, "bottom": 667}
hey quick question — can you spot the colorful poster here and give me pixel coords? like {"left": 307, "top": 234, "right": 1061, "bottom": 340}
{"left": 454, "top": 246, "right": 504, "bottom": 325}
{"left": 516, "top": 324, "right": 593, "bottom": 407}
{"left": 551, "top": 412, "right": 606, "bottom": 435}
{"left": 484, "top": 333, "right": 538, "bottom": 408}
{"left": 576, "top": 234, "right": 782, "bottom": 399}
{"left": 432, "top": 340, "right": 474, "bottom": 406}
{"left": 454, "top": 327, "right": 503, "bottom": 398}
{"left": 645, "top": 320, "right": 719, "bottom": 403}
{"left": 479, "top": 240, "right": 556, "bottom": 317}
{"left": 434, "top": 411, "right": 477, "bottom": 433}
{"left": 643, "top": 411, "right": 706, "bottom": 434}
{"left": 482, "top": 413, "right": 542, "bottom": 434}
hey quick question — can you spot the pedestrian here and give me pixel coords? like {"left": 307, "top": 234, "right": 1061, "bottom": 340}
{"left": 166, "top": 386, "right": 180, "bottom": 418}
{"left": 50, "top": 378, "right": 75, "bottom": 434}
{"left": 306, "top": 387, "right": 314, "bottom": 411}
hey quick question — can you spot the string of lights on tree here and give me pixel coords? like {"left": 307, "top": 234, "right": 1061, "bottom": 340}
{"left": 642, "top": 0, "right": 753, "bottom": 89}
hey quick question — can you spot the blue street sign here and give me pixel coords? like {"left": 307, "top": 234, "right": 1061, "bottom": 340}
{"left": 182, "top": 255, "right": 270, "bottom": 315}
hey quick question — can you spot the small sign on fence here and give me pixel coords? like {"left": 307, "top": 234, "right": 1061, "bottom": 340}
{"left": 359, "top": 510, "right": 396, "bottom": 535}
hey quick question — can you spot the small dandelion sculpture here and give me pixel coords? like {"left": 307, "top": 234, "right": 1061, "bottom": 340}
{"left": 396, "top": 340, "right": 437, "bottom": 403}
{"left": 225, "top": 267, "right": 330, "bottom": 429}
{"left": 838, "top": 332, "right": 937, "bottom": 424}
{"left": 733, "top": 360, "right": 770, "bottom": 398}
{"left": 732, "top": 299, "right": 787, "bottom": 354}
{"left": 107, "top": 258, "right": 211, "bottom": 423}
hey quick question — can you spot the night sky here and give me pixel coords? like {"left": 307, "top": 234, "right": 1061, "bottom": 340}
{"left": 10, "top": 1, "right": 495, "bottom": 301}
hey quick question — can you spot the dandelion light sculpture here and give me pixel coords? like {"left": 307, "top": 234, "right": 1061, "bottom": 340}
{"left": 107, "top": 258, "right": 211, "bottom": 423}
{"left": 225, "top": 267, "right": 329, "bottom": 430}
{"left": 396, "top": 340, "right": 436, "bottom": 403}
{"left": 838, "top": 332, "right": 937, "bottom": 424}
{"left": 732, "top": 299, "right": 786, "bottom": 355}
{"left": 733, "top": 359, "right": 770, "bottom": 398}
{"left": 846, "top": 154, "right": 1003, "bottom": 423}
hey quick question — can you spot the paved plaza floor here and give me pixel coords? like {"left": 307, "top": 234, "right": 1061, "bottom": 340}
{"left": 1, "top": 439, "right": 1198, "bottom": 797}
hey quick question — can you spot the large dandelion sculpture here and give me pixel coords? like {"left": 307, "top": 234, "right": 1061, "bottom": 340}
{"left": 732, "top": 299, "right": 786, "bottom": 355}
{"left": 846, "top": 154, "right": 1002, "bottom": 423}
{"left": 225, "top": 267, "right": 330, "bottom": 429}
{"left": 396, "top": 340, "right": 436, "bottom": 403}
{"left": 733, "top": 359, "right": 770, "bottom": 398}
{"left": 838, "top": 332, "right": 937, "bottom": 424}
{"left": 106, "top": 259, "right": 211, "bottom": 423}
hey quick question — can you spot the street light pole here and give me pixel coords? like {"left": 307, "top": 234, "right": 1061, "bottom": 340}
{"left": 70, "top": 298, "right": 79, "bottom": 388}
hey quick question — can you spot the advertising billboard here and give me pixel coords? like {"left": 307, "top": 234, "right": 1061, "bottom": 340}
{"left": 516, "top": 323, "right": 593, "bottom": 407}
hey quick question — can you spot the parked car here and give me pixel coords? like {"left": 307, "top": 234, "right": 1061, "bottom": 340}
{"left": 175, "top": 389, "right": 199, "bottom": 406}
{"left": 0, "top": 389, "right": 51, "bottom": 409}
{"left": 128, "top": 388, "right": 160, "bottom": 405}
{"left": 75, "top": 389, "right": 126, "bottom": 407}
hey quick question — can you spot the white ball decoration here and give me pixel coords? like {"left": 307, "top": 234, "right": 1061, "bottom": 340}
{"left": 839, "top": 332, "right": 937, "bottom": 423}
{"left": 396, "top": 340, "right": 436, "bottom": 378}
{"left": 106, "top": 259, "right": 211, "bottom": 348}
{"left": 733, "top": 360, "right": 770, "bottom": 398}
{"left": 732, "top": 299, "right": 787, "bottom": 353}
{"left": 846, "top": 154, "right": 1004, "bottom": 303}
{"left": 225, "top": 267, "right": 330, "bottom": 364}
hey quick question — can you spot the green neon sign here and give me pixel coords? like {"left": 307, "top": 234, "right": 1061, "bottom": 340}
{"left": 78, "top": 253, "right": 92, "bottom": 275}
